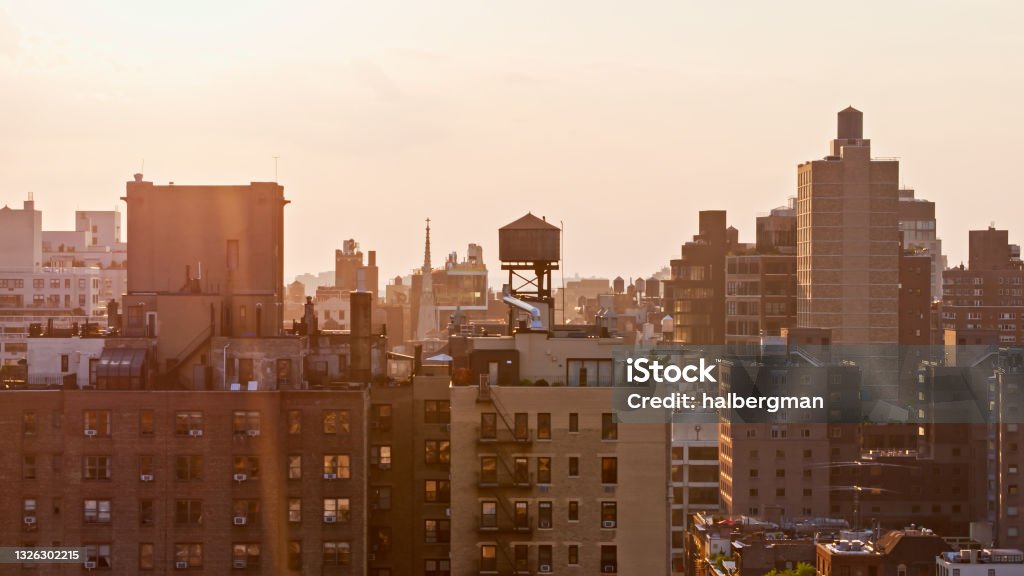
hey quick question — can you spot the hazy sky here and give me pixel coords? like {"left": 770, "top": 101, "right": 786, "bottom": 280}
{"left": 2, "top": 1, "right": 1022, "bottom": 286}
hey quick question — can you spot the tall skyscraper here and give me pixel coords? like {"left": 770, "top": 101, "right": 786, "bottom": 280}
{"left": 796, "top": 107, "right": 901, "bottom": 345}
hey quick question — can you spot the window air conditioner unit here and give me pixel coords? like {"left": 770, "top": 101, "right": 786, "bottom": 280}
{"left": 603, "top": 564, "right": 617, "bottom": 573}
{"left": 189, "top": 429, "right": 203, "bottom": 437}
{"left": 445, "top": 508, "right": 451, "bottom": 517}
{"left": 175, "top": 561, "right": 189, "bottom": 570}
{"left": 379, "top": 463, "right": 391, "bottom": 470}
{"left": 246, "top": 430, "right": 259, "bottom": 437}
{"left": 233, "top": 516, "right": 247, "bottom": 526}
{"left": 233, "top": 473, "right": 248, "bottom": 482}
{"left": 443, "top": 424, "right": 451, "bottom": 432}
{"left": 324, "top": 516, "right": 337, "bottom": 524}
{"left": 323, "top": 473, "right": 337, "bottom": 480}
{"left": 602, "top": 520, "right": 617, "bottom": 529}
{"left": 540, "top": 520, "right": 552, "bottom": 529}
{"left": 140, "top": 474, "right": 154, "bottom": 482}
{"left": 84, "top": 561, "right": 97, "bottom": 570}
{"left": 539, "top": 565, "right": 552, "bottom": 573}
{"left": 84, "top": 429, "right": 98, "bottom": 437}
{"left": 233, "top": 560, "right": 247, "bottom": 569}
{"left": 23, "top": 516, "right": 36, "bottom": 525}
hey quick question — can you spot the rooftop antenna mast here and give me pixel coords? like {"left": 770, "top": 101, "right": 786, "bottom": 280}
{"left": 273, "top": 156, "right": 280, "bottom": 183}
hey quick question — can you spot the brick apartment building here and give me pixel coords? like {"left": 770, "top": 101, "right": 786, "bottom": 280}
{"left": 4, "top": 389, "right": 369, "bottom": 574}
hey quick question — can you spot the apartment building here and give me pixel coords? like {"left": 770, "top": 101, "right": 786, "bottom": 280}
{"left": 2, "top": 389, "right": 368, "bottom": 575}
{"left": 665, "top": 211, "right": 735, "bottom": 345}
{"left": 449, "top": 382, "right": 669, "bottom": 575}
{"left": 796, "top": 107, "right": 900, "bottom": 346}
{"left": 0, "top": 199, "right": 120, "bottom": 375}
{"left": 941, "top": 227, "right": 1023, "bottom": 347}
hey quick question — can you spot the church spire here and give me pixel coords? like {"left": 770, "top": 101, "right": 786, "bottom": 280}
{"left": 417, "top": 218, "right": 436, "bottom": 340}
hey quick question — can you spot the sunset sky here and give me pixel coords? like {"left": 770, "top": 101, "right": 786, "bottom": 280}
{"left": 1, "top": 1, "right": 1022, "bottom": 286}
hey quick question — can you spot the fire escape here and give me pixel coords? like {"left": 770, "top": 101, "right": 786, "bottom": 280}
{"left": 477, "top": 381, "right": 537, "bottom": 575}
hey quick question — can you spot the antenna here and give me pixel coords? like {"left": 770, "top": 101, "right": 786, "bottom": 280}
{"left": 140, "top": 159, "right": 145, "bottom": 174}
{"left": 273, "top": 156, "right": 280, "bottom": 182}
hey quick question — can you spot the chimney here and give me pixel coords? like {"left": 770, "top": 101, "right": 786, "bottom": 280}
{"left": 350, "top": 291, "right": 372, "bottom": 383}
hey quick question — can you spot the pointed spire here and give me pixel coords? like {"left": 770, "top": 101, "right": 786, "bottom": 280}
{"left": 417, "top": 217, "right": 436, "bottom": 340}
{"left": 423, "top": 217, "right": 432, "bottom": 274}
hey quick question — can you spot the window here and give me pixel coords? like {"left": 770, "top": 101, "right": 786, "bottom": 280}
{"left": 371, "top": 404, "right": 392, "bottom": 430}
{"left": 323, "top": 410, "right": 350, "bottom": 434}
{"left": 481, "top": 501, "right": 498, "bottom": 528}
{"left": 481, "top": 545, "right": 497, "bottom": 572}
{"left": 323, "top": 454, "right": 350, "bottom": 479}
{"left": 424, "top": 400, "right": 451, "bottom": 423}
{"left": 287, "top": 410, "right": 302, "bottom": 434}
{"left": 602, "top": 501, "right": 618, "bottom": 527}
{"left": 175, "top": 455, "right": 203, "bottom": 481}
{"left": 568, "top": 500, "right": 579, "bottom": 521}
{"left": 480, "top": 457, "right": 497, "bottom": 484}
{"left": 569, "top": 456, "right": 579, "bottom": 477}
{"left": 569, "top": 545, "right": 580, "bottom": 565}
{"left": 514, "top": 501, "right": 529, "bottom": 529}
{"left": 425, "top": 559, "right": 451, "bottom": 576}
{"left": 537, "top": 457, "right": 552, "bottom": 484}
{"left": 174, "top": 544, "right": 202, "bottom": 568}
{"left": 276, "top": 359, "right": 292, "bottom": 387}
{"left": 288, "top": 455, "right": 302, "bottom": 480}
{"left": 175, "top": 500, "right": 202, "bottom": 525}
{"left": 139, "top": 543, "right": 154, "bottom": 570}
{"left": 84, "top": 499, "right": 112, "bottom": 523}
{"left": 372, "top": 486, "right": 392, "bottom": 510}
{"left": 233, "top": 499, "right": 261, "bottom": 524}
{"left": 568, "top": 358, "right": 614, "bottom": 386}
{"left": 515, "top": 545, "right": 529, "bottom": 572}
{"left": 22, "top": 453, "right": 36, "bottom": 475}
{"left": 372, "top": 527, "right": 392, "bottom": 553}
{"left": 424, "top": 519, "right": 451, "bottom": 543}
{"left": 602, "top": 457, "right": 618, "bottom": 484}
{"left": 323, "top": 498, "right": 350, "bottom": 523}
{"left": 538, "top": 545, "right": 553, "bottom": 571}
{"left": 140, "top": 500, "right": 154, "bottom": 526}
{"left": 514, "top": 457, "right": 529, "bottom": 485}
{"left": 602, "top": 413, "right": 618, "bottom": 440}
{"left": 84, "top": 455, "right": 112, "bottom": 480}
{"left": 601, "top": 545, "right": 618, "bottom": 573}
{"left": 84, "top": 544, "right": 112, "bottom": 570}
{"left": 514, "top": 412, "right": 529, "bottom": 441}
{"left": 537, "top": 413, "right": 551, "bottom": 439}
{"left": 287, "top": 541, "right": 302, "bottom": 571}
{"left": 232, "top": 411, "right": 261, "bottom": 435}
{"left": 23, "top": 499, "right": 37, "bottom": 528}
{"left": 22, "top": 411, "right": 36, "bottom": 435}
{"left": 480, "top": 413, "right": 497, "bottom": 439}
{"left": 174, "top": 411, "right": 203, "bottom": 435}
{"left": 232, "top": 544, "right": 261, "bottom": 568}
{"left": 425, "top": 440, "right": 451, "bottom": 465}
{"left": 425, "top": 480, "right": 451, "bottom": 503}
{"left": 569, "top": 412, "right": 579, "bottom": 433}
{"left": 233, "top": 456, "right": 260, "bottom": 479}
{"left": 371, "top": 446, "right": 392, "bottom": 468}
{"left": 288, "top": 498, "right": 301, "bottom": 523}
{"left": 538, "top": 501, "right": 553, "bottom": 529}
{"left": 139, "top": 410, "right": 154, "bottom": 436}
{"left": 84, "top": 410, "right": 111, "bottom": 436}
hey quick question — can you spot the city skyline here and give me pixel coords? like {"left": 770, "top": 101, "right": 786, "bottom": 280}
{"left": 2, "top": 1, "right": 1023, "bottom": 282}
